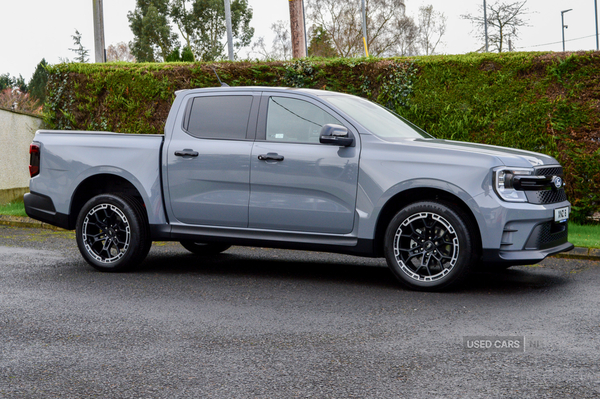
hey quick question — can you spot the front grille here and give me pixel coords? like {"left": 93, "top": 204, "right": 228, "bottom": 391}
{"left": 539, "top": 222, "right": 569, "bottom": 248}
{"left": 525, "top": 221, "right": 569, "bottom": 250}
{"left": 521, "top": 166, "right": 567, "bottom": 204}
{"left": 538, "top": 223, "right": 568, "bottom": 246}
{"left": 535, "top": 166, "right": 563, "bottom": 176}
{"left": 526, "top": 189, "right": 568, "bottom": 204}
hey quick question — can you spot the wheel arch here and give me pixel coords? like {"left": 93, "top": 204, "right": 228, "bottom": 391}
{"left": 372, "top": 187, "right": 482, "bottom": 258}
{"left": 68, "top": 174, "right": 147, "bottom": 230}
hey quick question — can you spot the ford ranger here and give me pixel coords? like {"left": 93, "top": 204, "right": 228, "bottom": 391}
{"left": 24, "top": 87, "right": 573, "bottom": 290}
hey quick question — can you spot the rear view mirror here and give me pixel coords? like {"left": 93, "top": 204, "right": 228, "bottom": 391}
{"left": 319, "top": 124, "right": 354, "bottom": 147}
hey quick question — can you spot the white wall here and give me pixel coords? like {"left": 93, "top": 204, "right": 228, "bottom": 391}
{"left": 0, "top": 108, "right": 43, "bottom": 203}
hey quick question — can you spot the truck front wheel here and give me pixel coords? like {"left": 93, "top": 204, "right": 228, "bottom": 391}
{"left": 76, "top": 194, "right": 151, "bottom": 272}
{"left": 384, "top": 201, "right": 476, "bottom": 291}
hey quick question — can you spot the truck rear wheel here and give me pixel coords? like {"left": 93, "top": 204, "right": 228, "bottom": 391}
{"left": 180, "top": 241, "right": 231, "bottom": 255}
{"left": 384, "top": 201, "right": 476, "bottom": 291}
{"left": 76, "top": 194, "right": 151, "bottom": 272}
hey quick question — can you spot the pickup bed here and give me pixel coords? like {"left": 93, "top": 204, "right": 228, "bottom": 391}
{"left": 25, "top": 87, "right": 574, "bottom": 290}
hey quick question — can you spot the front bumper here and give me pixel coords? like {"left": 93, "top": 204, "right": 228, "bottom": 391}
{"left": 474, "top": 191, "right": 573, "bottom": 267}
{"left": 479, "top": 213, "right": 573, "bottom": 267}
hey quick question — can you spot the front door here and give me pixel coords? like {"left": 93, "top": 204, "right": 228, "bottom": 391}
{"left": 249, "top": 94, "right": 360, "bottom": 234}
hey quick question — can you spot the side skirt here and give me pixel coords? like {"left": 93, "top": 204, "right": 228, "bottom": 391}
{"left": 150, "top": 223, "right": 377, "bottom": 257}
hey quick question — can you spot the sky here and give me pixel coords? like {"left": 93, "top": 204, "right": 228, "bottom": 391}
{"left": 1, "top": 0, "right": 598, "bottom": 82}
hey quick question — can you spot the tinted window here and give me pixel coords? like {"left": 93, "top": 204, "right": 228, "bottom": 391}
{"left": 187, "top": 96, "right": 253, "bottom": 139}
{"left": 266, "top": 97, "right": 341, "bottom": 143}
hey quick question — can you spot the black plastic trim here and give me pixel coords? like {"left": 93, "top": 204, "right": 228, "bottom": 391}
{"left": 524, "top": 220, "right": 569, "bottom": 250}
{"left": 24, "top": 192, "right": 70, "bottom": 229}
{"left": 480, "top": 241, "right": 574, "bottom": 267}
{"left": 157, "top": 137, "right": 169, "bottom": 225}
{"left": 159, "top": 223, "right": 376, "bottom": 257}
{"left": 149, "top": 224, "right": 172, "bottom": 240}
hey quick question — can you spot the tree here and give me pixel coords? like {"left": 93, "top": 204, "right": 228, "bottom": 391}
{"left": 164, "top": 46, "right": 195, "bottom": 61}
{"left": 0, "top": 73, "right": 27, "bottom": 93}
{"left": 0, "top": 69, "right": 39, "bottom": 113}
{"left": 128, "top": 0, "right": 179, "bottom": 62}
{"left": 69, "top": 30, "right": 90, "bottom": 63}
{"left": 172, "top": 0, "right": 254, "bottom": 61}
{"left": 168, "top": 0, "right": 254, "bottom": 61}
{"left": 462, "top": 0, "right": 529, "bottom": 53}
{"left": 390, "top": 15, "right": 419, "bottom": 56}
{"left": 169, "top": 0, "right": 198, "bottom": 60}
{"left": 29, "top": 59, "right": 48, "bottom": 104}
{"left": 251, "top": 20, "right": 292, "bottom": 60}
{"left": 128, "top": 0, "right": 253, "bottom": 62}
{"left": 305, "top": 0, "right": 407, "bottom": 58}
{"left": 305, "top": 0, "right": 361, "bottom": 58}
{"left": 181, "top": 46, "right": 195, "bottom": 61}
{"left": 0, "top": 88, "right": 40, "bottom": 113}
{"left": 106, "top": 42, "right": 136, "bottom": 62}
{"left": 0, "top": 73, "right": 13, "bottom": 92}
{"left": 417, "top": 5, "right": 446, "bottom": 55}
{"left": 14, "top": 75, "right": 27, "bottom": 93}
{"left": 308, "top": 25, "right": 338, "bottom": 58}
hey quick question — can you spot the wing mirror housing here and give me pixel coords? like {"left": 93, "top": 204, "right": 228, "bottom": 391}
{"left": 319, "top": 124, "right": 354, "bottom": 147}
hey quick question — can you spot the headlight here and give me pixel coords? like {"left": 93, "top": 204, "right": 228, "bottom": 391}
{"left": 493, "top": 167, "right": 533, "bottom": 202}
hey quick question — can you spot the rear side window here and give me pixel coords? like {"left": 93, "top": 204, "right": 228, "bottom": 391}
{"left": 186, "top": 95, "right": 253, "bottom": 139}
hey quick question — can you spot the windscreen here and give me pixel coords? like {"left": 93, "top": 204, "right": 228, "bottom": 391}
{"left": 321, "top": 94, "right": 433, "bottom": 140}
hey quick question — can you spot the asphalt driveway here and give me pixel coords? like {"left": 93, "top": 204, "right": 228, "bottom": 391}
{"left": 0, "top": 226, "right": 598, "bottom": 398}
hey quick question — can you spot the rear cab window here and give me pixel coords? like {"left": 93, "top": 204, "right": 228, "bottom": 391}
{"left": 185, "top": 95, "right": 254, "bottom": 140}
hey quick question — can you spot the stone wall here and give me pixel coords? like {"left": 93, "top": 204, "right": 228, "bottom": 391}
{"left": 0, "top": 108, "right": 43, "bottom": 204}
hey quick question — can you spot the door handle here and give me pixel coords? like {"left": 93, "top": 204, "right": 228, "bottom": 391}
{"left": 258, "top": 153, "right": 284, "bottom": 162}
{"left": 174, "top": 149, "right": 199, "bottom": 157}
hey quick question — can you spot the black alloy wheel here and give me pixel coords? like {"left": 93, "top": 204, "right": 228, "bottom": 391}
{"left": 76, "top": 194, "right": 151, "bottom": 272}
{"left": 384, "top": 201, "right": 477, "bottom": 291}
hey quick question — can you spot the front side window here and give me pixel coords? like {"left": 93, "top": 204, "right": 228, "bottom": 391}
{"left": 186, "top": 95, "right": 253, "bottom": 139}
{"left": 266, "top": 97, "right": 341, "bottom": 143}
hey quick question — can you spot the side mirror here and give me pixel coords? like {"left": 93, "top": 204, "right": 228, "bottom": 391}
{"left": 319, "top": 124, "right": 354, "bottom": 147}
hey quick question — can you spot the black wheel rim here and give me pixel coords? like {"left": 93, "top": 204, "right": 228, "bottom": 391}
{"left": 393, "top": 212, "right": 459, "bottom": 282}
{"left": 82, "top": 203, "right": 131, "bottom": 264}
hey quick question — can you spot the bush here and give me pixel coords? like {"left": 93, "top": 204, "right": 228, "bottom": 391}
{"left": 0, "top": 88, "right": 42, "bottom": 114}
{"left": 44, "top": 51, "right": 600, "bottom": 222}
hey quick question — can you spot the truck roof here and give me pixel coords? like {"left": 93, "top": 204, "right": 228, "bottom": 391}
{"left": 175, "top": 86, "right": 347, "bottom": 98}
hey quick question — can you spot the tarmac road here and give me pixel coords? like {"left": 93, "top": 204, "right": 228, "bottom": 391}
{"left": 0, "top": 226, "right": 599, "bottom": 398}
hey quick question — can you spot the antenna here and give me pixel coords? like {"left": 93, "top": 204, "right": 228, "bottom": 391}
{"left": 211, "top": 66, "right": 229, "bottom": 87}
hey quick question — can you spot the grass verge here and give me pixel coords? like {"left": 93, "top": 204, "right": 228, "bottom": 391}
{"left": 1, "top": 200, "right": 599, "bottom": 248}
{"left": 568, "top": 223, "right": 600, "bottom": 249}
{"left": 0, "top": 201, "right": 28, "bottom": 218}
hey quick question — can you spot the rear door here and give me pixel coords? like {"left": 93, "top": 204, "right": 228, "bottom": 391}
{"left": 249, "top": 93, "right": 360, "bottom": 234}
{"left": 166, "top": 91, "right": 259, "bottom": 227}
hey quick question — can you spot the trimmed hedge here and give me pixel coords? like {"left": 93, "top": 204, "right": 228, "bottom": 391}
{"left": 44, "top": 52, "right": 600, "bottom": 222}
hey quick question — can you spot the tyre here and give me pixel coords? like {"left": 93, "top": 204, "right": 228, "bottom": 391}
{"left": 76, "top": 194, "right": 151, "bottom": 272}
{"left": 384, "top": 201, "right": 477, "bottom": 291}
{"left": 180, "top": 241, "right": 231, "bottom": 256}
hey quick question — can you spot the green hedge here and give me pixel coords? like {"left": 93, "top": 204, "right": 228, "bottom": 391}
{"left": 44, "top": 52, "right": 600, "bottom": 223}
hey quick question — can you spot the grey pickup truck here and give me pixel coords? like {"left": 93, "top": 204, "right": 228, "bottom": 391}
{"left": 25, "top": 87, "right": 573, "bottom": 290}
